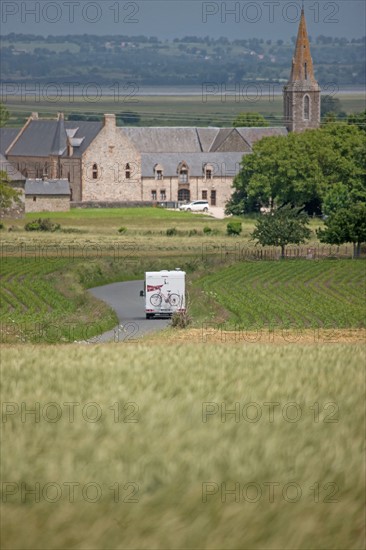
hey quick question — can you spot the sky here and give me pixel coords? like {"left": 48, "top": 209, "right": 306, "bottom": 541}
{"left": 1, "top": 0, "right": 365, "bottom": 39}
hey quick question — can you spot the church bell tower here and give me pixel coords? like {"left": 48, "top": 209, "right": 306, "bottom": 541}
{"left": 283, "top": 8, "right": 321, "bottom": 132}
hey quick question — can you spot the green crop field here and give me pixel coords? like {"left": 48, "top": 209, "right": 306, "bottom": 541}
{"left": 1, "top": 205, "right": 365, "bottom": 549}
{"left": 6, "top": 93, "right": 366, "bottom": 127}
{"left": 194, "top": 260, "right": 366, "bottom": 329}
{"left": 1, "top": 344, "right": 365, "bottom": 549}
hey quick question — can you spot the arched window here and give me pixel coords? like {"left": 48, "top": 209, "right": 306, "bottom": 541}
{"left": 304, "top": 95, "right": 310, "bottom": 120}
{"left": 92, "top": 163, "right": 98, "bottom": 179}
{"left": 178, "top": 162, "right": 189, "bottom": 183}
{"left": 286, "top": 96, "right": 291, "bottom": 119}
{"left": 125, "top": 163, "right": 131, "bottom": 179}
{"left": 154, "top": 163, "right": 163, "bottom": 180}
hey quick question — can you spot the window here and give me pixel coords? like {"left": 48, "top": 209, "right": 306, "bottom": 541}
{"left": 286, "top": 96, "right": 291, "bottom": 119}
{"left": 210, "top": 190, "right": 216, "bottom": 206}
{"left": 125, "top": 163, "right": 131, "bottom": 179}
{"left": 151, "top": 190, "right": 157, "bottom": 201}
{"left": 160, "top": 189, "right": 166, "bottom": 200}
{"left": 92, "top": 163, "right": 98, "bottom": 180}
{"left": 154, "top": 164, "right": 163, "bottom": 180}
{"left": 304, "top": 62, "right": 308, "bottom": 80}
{"left": 178, "top": 162, "right": 189, "bottom": 183}
{"left": 178, "top": 188, "right": 190, "bottom": 202}
{"left": 33, "top": 197, "right": 37, "bottom": 202}
{"left": 179, "top": 169, "right": 188, "bottom": 183}
{"left": 304, "top": 95, "right": 310, "bottom": 120}
{"left": 204, "top": 164, "right": 213, "bottom": 180}
{"left": 202, "top": 190, "right": 208, "bottom": 200}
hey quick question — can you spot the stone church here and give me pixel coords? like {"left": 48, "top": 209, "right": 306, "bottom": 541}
{"left": 0, "top": 9, "right": 320, "bottom": 212}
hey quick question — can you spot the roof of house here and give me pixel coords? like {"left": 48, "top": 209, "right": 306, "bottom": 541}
{"left": 141, "top": 152, "right": 246, "bottom": 178}
{"left": 7, "top": 120, "right": 103, "bottom": 158}
{"left": 0, "top": 128, "right": 21, "bottom": 155}
{"left": 121, "top": 126, "right": 286, "bottom": 154}
{"left": 25, "top": 179, "right": 71, "bottom": 195}
{"left": 0, "top": 153, "right": 26, "bottom": 181}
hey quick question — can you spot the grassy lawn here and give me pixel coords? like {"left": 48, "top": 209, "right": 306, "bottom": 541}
{"left": 1, "top": 344, "right": 365, "bottom": 549}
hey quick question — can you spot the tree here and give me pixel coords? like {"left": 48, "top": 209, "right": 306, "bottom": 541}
{"left": 348, "top": 110, "right": 366, "bottom": 133}
{"left": 317, "top": 203, "right": 366, "bottom": 258}
{"left": 227, "top": 124, "right": 366, "bottom": 216}
{"left": 0, "top": 103, "right": 9, "bottom": 127}
{"left": 0, "top": 171, "right": 21, "bottom": 210}
{"left": 233, "top": 112, "right": 269, "bottom": 128}
{"left": 251, "top": 204, "right": 312, "bottom": 258}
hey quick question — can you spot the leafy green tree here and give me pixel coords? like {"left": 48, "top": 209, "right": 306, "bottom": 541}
{"left": 233, "top": 112, "right": 269, "bottom": 128}
{"left": 317, "top": 203, "right": 366, "bottom": 258}
{"left": 0, "top": 171, "right": 21, "bottom": 210}
{"left": 348, "top": 110, "right": 366, "bottom": 133}
{"left": 251, "top": 204, "right": 312, "bottom": 258}
{"left": 0, "top": 103, "right": 9, "bottom": 127}
{"left": 227, "top": 124, "right": 366, "bottom": 215}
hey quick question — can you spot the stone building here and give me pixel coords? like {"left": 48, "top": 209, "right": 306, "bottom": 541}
{"left": 283, "top": 8, "right": 321, "bottom": 132}
{"left": 0, "top": 9, "right": 319, "bottom": 211}
{"left": 25, "top": 179, "right": 71, "bottom": 213}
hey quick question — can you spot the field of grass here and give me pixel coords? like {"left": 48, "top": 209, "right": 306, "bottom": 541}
{"left": 6, "top": 93, "right": 366, "bottom": 127}
{"left": 1, "top": 344, "right": 365, "bottom": 549}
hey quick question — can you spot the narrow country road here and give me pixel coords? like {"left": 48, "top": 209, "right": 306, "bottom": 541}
{"left": 88, "top": 280, "right": 170, "bottom": 342}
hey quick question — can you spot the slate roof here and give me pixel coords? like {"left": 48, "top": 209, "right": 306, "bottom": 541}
{"left": 0, "top": 128, "right": 21, "bottom": 155}
{"left": 236, "top": 127, "right": 288, "bottom": 145}
{"left": 8, "top": 120, "right": 102, "bottom": 158}
{"left": 0, "top": 153, "right": 25, "bottom": 181}
{"left": 141, "top": 152, "right": 246, "bottom": 178}
{"left": 121, "top": 127, "right": 202, "bottom": 153}
{"left": 25, "top": 179, "right": 71, "bottom": 195}
{"left": 121, "top": 126, "right": 286, "bottom": 154}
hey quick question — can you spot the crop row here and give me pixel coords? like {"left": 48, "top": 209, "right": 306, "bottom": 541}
{"left": 196, "top": 260, "right": 366, "bottom": 329}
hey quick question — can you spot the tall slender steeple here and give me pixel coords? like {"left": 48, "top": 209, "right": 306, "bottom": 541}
{"left": 283, "top": 7, "right": 321, "bottom": 132}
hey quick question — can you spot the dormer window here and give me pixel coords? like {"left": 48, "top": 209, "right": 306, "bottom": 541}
{"left": 178, "top": 162, "right": 189, "bottom": 183}
{"left": 92, "top": 163, "right": 98, "bottom": 180}
{"left": 154, "top": 164, "right": 164, "bottom": 180}
{"left": 204, "top": 164, "right": 213, "bottom": 180}
{"left": 125, "top": 163, "right": 131, "bottom": 179}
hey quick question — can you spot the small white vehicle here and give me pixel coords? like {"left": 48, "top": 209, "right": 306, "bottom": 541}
{"left": 140, "top": 269, "right": 186, "bottom": 319}
{"left": 179, "top": 200, "right": 209, "bottom": 212}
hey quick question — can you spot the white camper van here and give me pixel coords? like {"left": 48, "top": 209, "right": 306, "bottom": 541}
{"left": 141, "top": 269, "right": 186, "bottom": 319}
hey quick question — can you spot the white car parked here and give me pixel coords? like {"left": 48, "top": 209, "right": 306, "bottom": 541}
{"left": 179, "top": 200, "right": 209, "bottom": 212}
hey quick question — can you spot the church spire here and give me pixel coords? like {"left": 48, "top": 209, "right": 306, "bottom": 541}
{"left": 289, "top": 8, "right": 316, "bottom": 83}
{"left": 283, "top": 7, "right": 321, "bottom": 132}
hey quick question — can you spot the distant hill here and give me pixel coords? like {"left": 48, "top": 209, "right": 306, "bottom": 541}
{"left": 1, "top": 34, "right": 365, "bottom": 86}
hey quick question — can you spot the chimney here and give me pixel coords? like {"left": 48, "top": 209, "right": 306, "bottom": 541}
{"left": 57, "top": 112, "right": 65, "bottom": 121}
{"left": 104, "top": 114, "right": 116, "bottom": 129}
{"left": 31, "top": 112, "right": 39, "bottom": 120}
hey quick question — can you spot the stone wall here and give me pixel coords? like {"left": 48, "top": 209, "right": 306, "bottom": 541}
{"left": 284, "top": 90, "right": 321, "bottom": 133}
{"left": 141, "top": 176, "right": 234, "bottom": 207}
{"left": 25, "top": 195, "right": 70, "bottom": 213}
{"left": 81, "top": 115, "right": 142, "bottom": 201}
